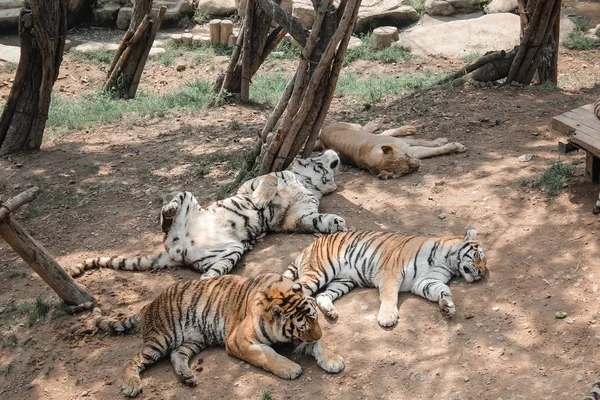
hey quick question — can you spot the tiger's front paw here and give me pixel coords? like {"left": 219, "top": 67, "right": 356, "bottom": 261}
{"left": 438, "top": 294, "right": 456, "bottom": 317}
{"left": 317, "top": 352, "right": 345, "bottom": 374}
{"left": 121, "top": 376, "right": 143, "bottom": 398}
{"left": 200, "top": 270, "right": 220, "bottom": 280}
{"left": 178, "top": 371, "right": 198, "bottom": 387}
{"left": 161, "top": 201, "right": 180, "bottom": 219}
{"left": 327, "top": 216, "right": 347, "bottom": 233}
{"left": 377, "top": 309, "right": 399, "bottom": 327}
{"left": 316, "top": 295, "right": 339, "bottom": 323}
{"left": 273, "top": 360, "right": 303, "bottom": 380}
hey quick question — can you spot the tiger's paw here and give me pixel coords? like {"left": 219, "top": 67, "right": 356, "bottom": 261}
{"left": 377, "top": 309, "right": 399, "bottom": 327}
{"left": 451, "top": 142, "right": 467, "bottom": 153}
{"left": 316, "top": 296, "right": 339, "bottom": 323}
{"left": 200, "top": 270, "right": 220, "bottom": 280}
{"left": 273, "top": 360, "right": 303, "bottom": 380}
{"left": 317, "top": 352, "right": 345, "bottom": 374}
{"left": 326, "top": 216, "right": 347, "bottom": 233}
{"left": 121, "top": 376, "right": 143, "bottom": 398}
{"left": 161, "top": 201, "right": 180, "bottom": 219}
{"left": 438, "top": 294, "right": 456, "bottom": 317}
{"left": 178, "top": 372, "right": 198, "bottom": 387}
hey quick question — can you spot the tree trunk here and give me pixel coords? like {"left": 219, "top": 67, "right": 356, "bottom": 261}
{"left": 0, "top": 1, "right": 67, "bottom": 155}
{"left": 104, "top": 0, "right": 166, "bottom": 98}
{"left": 507, "top": 0, "right": 561, "bottom": 85}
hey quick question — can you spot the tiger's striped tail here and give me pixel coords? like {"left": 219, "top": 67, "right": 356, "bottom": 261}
{"left": 68, "top": 251, "right": 175, "bottom": 277}
{"left": 585, "top": 375, "right": 600, "bottom": 400}
{"left": 92, "top": 307, "right": 141, "bottom": 334}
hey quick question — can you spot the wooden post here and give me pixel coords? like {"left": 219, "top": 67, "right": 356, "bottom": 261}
{"left": 209, "top": 19, "right": 222, "bottom": 45}
{"left": 0, "top": 188, "right": 95, "bottom": 306}
{"left": 587, "top": 152, "right": 600, "bottom": 184}
{"left": 220, "top": 20, "right": 234, "bottom": 45}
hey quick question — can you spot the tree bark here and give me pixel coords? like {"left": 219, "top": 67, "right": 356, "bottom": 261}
{"left": 0, "top": 188, "right": 95, "bottom": 306}
{"left": 0, "top": 1, "right": 67, "bottom": 155}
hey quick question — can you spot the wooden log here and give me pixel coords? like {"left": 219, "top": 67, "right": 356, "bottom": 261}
{"left": 218, "top": 26, "right": 244, "bottom": 95}
{"left": 171, "top": 33, "right": 183, "bottom": 44}
{"left": 254, "top": 0, "right": 309, "bottom": 47}
{"left": 371, "top": 26, "right": 398, "bottom": 50}
{"left": 228, "top": 34, "right": 237, "bottom": 46}
{"left": 241, "top": 1, "right": 254, "bottom": 103}
{"left": 0, "top": 187, "right": 39, "bottom": 221}
{"left": 107, "top": 30, "right": 134, "bottom": 79}
{"left": 127, "top": 6, "right": 167, "bottom": 99}
{"left": 182, "top": 33, "right": 193, "bottom": 46}
{"left": 220, "top": 20, "right": 234, "bottom": 45}
{"left": 470, "top": 48, "right": 518, "bottom": 82}
{"left": 209, "top": 19, "right": 222, "bottom": 46}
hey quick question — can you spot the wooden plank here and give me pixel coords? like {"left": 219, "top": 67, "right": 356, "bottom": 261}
{"left": 571, "top": 129, "right": 600, "bottom": 156}
{"left": 557, "top": 114, "right": 600, "bottom": 137}
{"left": 552, "top": 114, "right": 576, "bottom": 134}
{"left": 565, "top": 109, "right": 600, "bottom": 132}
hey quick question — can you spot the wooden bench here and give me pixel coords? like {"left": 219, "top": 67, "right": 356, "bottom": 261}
{"left": 553, "top": 103, "right": 600, "bottom": 183}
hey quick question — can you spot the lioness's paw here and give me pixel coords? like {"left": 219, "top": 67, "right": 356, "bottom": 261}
{"left": 452, "top": 142, "right": 467, "bottom": 153}
{"left": 377, "top": 309, "right": 399, "bottom": 327}
{"left": 122, "top": 376, "right": 143, "bottom": 398}
{"left": 435, "top": 138, "right": 449, "bottom": 146}
{"left": 317, "top": 353, "right": 345, "bottom": 374}
{"left": 438, "top": 295, "right": 456, "bottom": 317}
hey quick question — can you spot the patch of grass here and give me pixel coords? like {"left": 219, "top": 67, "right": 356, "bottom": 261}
{"left": 569, "top": 16, "right": 593, "bottom": 32}
{"left": 520, "top": 162, "right": 575, "bottom": 196}
{"left": 7, "top": 334, "right": 18, "bottom": 347}
{"left": 1, "top": 62, "right": 17, "bottom": 74}
{"left": 464, "top": 52, "right": 482, "bottom": 64}
{"left": 563, "top": 31, "right": 599, "bottom": 50}
{"left": 403, "top": 0, "right": 426, "bottom": 13}
{"left": 344, "top": 35, "right": 411, "bottom": 65}
{"left": 194, "top": 6, "right": 212, "bottom": 24}
{"left": 20, "top": 296, "right": 52, "bottom": 326}
{"left": 270, "top": 39, "right": 302, "bottom": 60}
{"left": 47, "top": 79, "right": 216, "bottom": 131}
{"left": 25, "top": 201, "right": 39, "bottom": 219}
{"left": 229, "top": 120, "right": 242, "bottom": 130}
{"left": 432, "top": 181, "right": 446, "bottom": 193}
{"left": 262, "top": 390, "right": 273, "bottom": 400}
{"left": 538, "top": 80, "right": 558, "bottom": 90}
{"left": 250, "top": 74, "right": 289, "bottom": 105}
{"left": 336, "top": 71, "right": 442, "bottom": 103}
{"left": 70, "top": 49, "right": 114, "bottom": 65}
{"left": 152, "top": 42, "right": 188, "bottom": 66}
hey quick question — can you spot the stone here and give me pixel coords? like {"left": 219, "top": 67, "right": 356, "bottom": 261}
{"left": 176, "top": 64, "right": 186, "bottom": 71}
{"left": 197, "top": 0, "right": 237, "bottom": 15}
{"left": 91, "top": 4, "right": 120, "bottom": 26}
{"left": 425, "top": 0, "right": 456, "bottom": 16}
{"left": 447, "top": 0, "right": 488, "bottom": 14}
{"left": 0, "top": 8, "right": 20, "bottom": 31}
{"left": 355, "top": 2, "right": 419, "bottom": 33}
{"left": 486, "top": 0, "right": 517, "bottom": 14}
{"left": 72, "top": 41, "right": 120, "bottom": 53}
{"left": 401, "top": 13, "right": 520, "bottom": 58}
{"left": 348, "top": 36, "right": 363, "bottom": 50}
{"left": 372, "top": 26, "right": 399, "bottom": 49}
{"left": 0, "top": 44, "right": 20, "bottom": 63}
{"left": 149, "top": 47, "right": 165, "bottom": 55}
{"left": 293, "top": 0, "right": 315, "bottom": 29}
{"left": 64, "top": 39, "right": 72, "bottom": 52}
{"left": 116, "top": 6, "right": 132, "bottom": 30}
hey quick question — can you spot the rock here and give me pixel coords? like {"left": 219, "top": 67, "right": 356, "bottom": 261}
{"left": 116, "top": 6, "right": 132, "bottom": 30}
{"left": 293, "top": 0, "right": 315, "bottom": 29}
{"left": 356, "top": 2, "right": 419, "bottom": 33}
{"left": 425, "top": 0, "right": 456, "bottom": 16}
{"left": 91, "top": 4, "right": 121, "bottom": 26}
{"left": 181, "top": 33, "right": 194, "bottom": 45}
{"left": 0, "top": 306, "right": 5, "bottom": 314}
{"left": 153, "top": 40, "right": 166, "bottom": 48}
{"left": 0, "top": 6, "right": 21, "bottom": 32}
{"left": 372, "top": 26, "right": 399, "bottom": 49}
{"left": 464, "top": 312, "right": 475, "bottom": 319}
{"left": 348, "top": 36, "right": 363, "bottom": 50}
{"left": 486, "top": 0, "right": 517, "bottom": 14}
{"left": 72, "top": 41, "right": 120, "bottom": 53}
{"left": 64, "top": 39, "right": 72, "bottom": 52}
{"left": 492, "top": 306, "right": 499, "bottom": 311}
{"left": 197, "top": 0, "right": 237, "bottom": 15}
{"left": 401, "top": 13, "right": 520, "bottom": 58}
{"left": 149, "top": 47, "right": 165, "bottom": 55}
{"left": 559, "top": 17, "right": 577, "bottom": 44}
{"left": 438, "top": 212, "right": 447, "bottom": 220}
{"left": 0, "top": 44, "right": 20, "bottom": 63}
{"left": 176, "top": 64, "right": 186, "bottom": 72}
{"left": 463, "top": 375, "right": 470, "bottom": 382}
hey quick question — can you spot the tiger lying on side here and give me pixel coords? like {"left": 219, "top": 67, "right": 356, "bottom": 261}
{"left": 284, "top": 229, "right": 487, "bottom": 327}
{"left": 69, "top": 150, "right": 347, "bottom": 279}
{"left": 318, "top": 122, "right": 466, "bottom": 179}
{"left": 92, "top": 273, "right": 344, "bottom": 397}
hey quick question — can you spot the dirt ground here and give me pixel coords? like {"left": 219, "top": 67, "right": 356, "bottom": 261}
{"left": 1, "top": 44, "right": 600, "bottom": 400}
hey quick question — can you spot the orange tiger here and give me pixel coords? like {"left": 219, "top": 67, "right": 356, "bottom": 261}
{"left": 92, "top": 273, "right": 344, "bottom": 397}
{"left": 284, "top": 229, "right": 487, "bottom": 327}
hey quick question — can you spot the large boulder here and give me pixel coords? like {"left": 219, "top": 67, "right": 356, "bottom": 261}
{"left": 292, "top": 0, "right": 315, "bottom": 29}
{"left": 355, "top": 1, "right": 419, "bottom": 33}
{"left": 486, "top": 0, "right": 517, "bottom": 14}
{"left": 197, "top": 0, "right": 237, "bottom": 15}
{"left": 425, "top": 0, "right": 489, "bottom": 16}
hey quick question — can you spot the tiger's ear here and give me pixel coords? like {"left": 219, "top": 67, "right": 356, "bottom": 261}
{"left": 270, "top": 305, "right": 283, "bottom": 317}
{"left": 464, "top": 229, "right": 477, "bottom": 241}
{"left": 381, "top": 145, "right": 394, "bottom": 155}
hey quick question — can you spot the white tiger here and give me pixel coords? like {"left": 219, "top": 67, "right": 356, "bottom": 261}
{"left": 69, "top": 150, "right": 347, "bottom": 279}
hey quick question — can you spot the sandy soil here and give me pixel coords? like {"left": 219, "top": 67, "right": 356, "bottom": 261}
{"left": 1, "top": 44, "right": 600, "bottom": 400}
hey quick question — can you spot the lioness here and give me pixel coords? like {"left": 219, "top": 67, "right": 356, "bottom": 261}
{"left": 318, "top": 122, "right": 466, "bottom": 179}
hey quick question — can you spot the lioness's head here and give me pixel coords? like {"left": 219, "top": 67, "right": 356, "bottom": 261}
{"left": 379, "top": 145, "right": 421, "bottom": 177}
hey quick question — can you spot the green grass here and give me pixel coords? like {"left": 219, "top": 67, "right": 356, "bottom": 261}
{"left": 270, "top": 39, "right": 302, "bottom": 60}
{"left": 344, "top": 35, "right": 411, "bottom": 65}
{"left": 520, "top": 162, "right": 575, "bottom": 196}
{"left": 71, "top": 49, "right": 114, "bottom": 65}
{"left": 250, "top": 74, "right": 289, "bottom": 105}
{"left": 403, "top": 0, "right": 426, "bottom": 13}
{"left": 563, "top": 31, "right": 599, "bottom": 50}
{"left": 153, "top": 42, "right": 233, "bottom": 66}
{"left": 464, "top": 52, "right": 483, "bottom": 64}
{"left": 194, "top": 6, "right": 212, "bottom": 23}
{"left": 0, "top": 62, "right": 18, "bottom": 74}
{"left": 47, "top": 79, "right": 216, "bottom": 131}
{"left": 262, "top": 390, "right": 273, "bottom": 400}
{"left": 569, "top": 15, "right": 594, "bottom": 32}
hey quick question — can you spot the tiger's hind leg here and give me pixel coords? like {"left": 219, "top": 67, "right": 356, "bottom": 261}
{"left": 170, "top": 340, "right": 206, "bottom": 387}
{"left": 314, "top": 279, "right": 356, "bottom": 323}
{"left": 184, "top": 242, "right": 246, "bottom": 278}
{"left": 161, "top": 191, "right": 199, "bottom": 233}
{"left": 122, "top": 344, "right": 169, "bottom": 397}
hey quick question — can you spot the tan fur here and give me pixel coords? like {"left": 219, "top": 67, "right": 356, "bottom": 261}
{"left": 94, "top": 274, "right": 344, "bottom": 397}
{"left": 319, "top": 122, "right": 467, "bottom": 179}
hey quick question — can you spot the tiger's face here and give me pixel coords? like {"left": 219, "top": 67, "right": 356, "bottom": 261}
{"left": 290, "top": 150, "right": 340, "bottom": 195}
{"left": 263, "top": 278, "right": 322, "bottom": 344}
{"left": 456, "top": 229, "right": 487, "bottom": 282}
